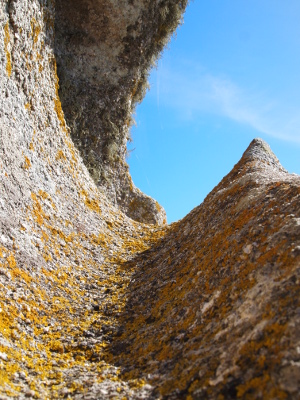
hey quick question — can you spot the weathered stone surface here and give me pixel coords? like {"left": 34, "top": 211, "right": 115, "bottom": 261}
{"left": 54, "top": 0, "right": 188, "bottom": 225}
{"left": 0, "top": 0, "right": 165, "bottom": 396}
{"left": 109, "top": 138, "right": 300, "bottom": 398}
{"left": 0, "top": 0, "right": 299, "bottom": 399}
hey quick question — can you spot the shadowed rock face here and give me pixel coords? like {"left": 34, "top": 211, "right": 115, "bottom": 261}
{"left": 54, "top": 0, "right": 188, "bottom": 225}
{"left": 0, "top": 0, "right": 299, "bottom": 399}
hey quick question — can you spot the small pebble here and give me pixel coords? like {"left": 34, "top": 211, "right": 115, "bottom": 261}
{"left": 19, "top": 371, "right": 26, "bottom": 379}
{"left": 243, "top": 244, "right": 253, "bottom": 254}
{"left": 0, "top": 352, "right": 8, "bottom": 361}
{"left": 25, "top": 389, "right": 36, "bottom": 397}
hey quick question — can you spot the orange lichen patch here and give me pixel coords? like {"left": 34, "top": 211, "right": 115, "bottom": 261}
{"left": 11, "top": 267, "right": 33, "bottom": 284}
{"left": 6, "top": 253, "right": 16, "bottom": 269}
{"left": 90, "top": 233, "right": 108, "bottom": 248}
{"left": 55, "top": 149, "right": 66, "bottom": 161}
{"left": 4, "top": 22, "right": 12, "bottom": 77}
{"left": 31, "top": 18, "right": 41, "bottom": 45}
{"left": 53, "top": 59, "right": 67, "bottom": 130}
{"left": 37, "top": 189, "right": 57, "bottom": 211}
{"left": 49, "top": 340, "right": 64, "bottom": 354}
{"left": 66, "top": 138, "right": 78, "bottom": 164}
{"left": 30, "top": 192, "right": 50, "bottom": 225}
{"left": 0, "top": 241, "right": 92, "bottom": 397}
{"left": 80, "top": 190, "right": 102, "bottom": 215}
{"left": 155, "top": 201, "right": 161, "bottom": 213}
{"left": 42, "top": 252, "right": 52, "bottom": 262}
{"left": 25, "top": 130, "right": 36, "bottom": 151}
{"left": 24, "top": 102, "right": 32, "bottom": 111}
{"left": 119, "top": 227, "right": 167, "bottom": 259}
{"left": 23, "top": 155, "right": 31, "bottom": 170}
{"left": 38, "top": 189, "right": 48, "bottom": 200}
{"left": 29, "top": 138, "right": 34, "bottom": 151}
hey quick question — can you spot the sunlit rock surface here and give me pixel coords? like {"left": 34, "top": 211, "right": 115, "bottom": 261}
{"left": 109, "top": 138, "right": 300, "bottom": 398}
{"left": 0, "top": 0, "right": 299, "bottom": 398}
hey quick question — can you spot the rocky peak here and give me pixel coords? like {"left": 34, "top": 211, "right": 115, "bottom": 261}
{"left": 242, "top": 138, "right": 286, "bottom": 170}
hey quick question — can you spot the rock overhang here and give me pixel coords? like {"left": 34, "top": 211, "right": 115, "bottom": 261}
{"left": 54, "top": 0, "right": 189, "bottom": 225}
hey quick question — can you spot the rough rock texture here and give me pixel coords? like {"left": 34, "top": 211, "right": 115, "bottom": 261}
{"left": 0, "top": 0, "right": 164, "bottom": 397}
{"left": 54, "top": 0, "right": 188, "bottom": 225}
{"left": 109, "top": 139, "right": 300, "bottom": 398}
{"left": 0, "top": 0, "right": 299, "bottom": 399}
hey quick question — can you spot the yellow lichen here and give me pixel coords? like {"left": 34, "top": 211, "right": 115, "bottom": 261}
{"left": 4, "top": 22, "right": 12, "bottom": 77}
{"left": 23, "top": 156, "right": 31, "bottom": 170}
{"left": 24, "top": 102, "right": 32, "bottom": 111}
{"left": 53, "top": 59, "right": 67, "bottom": 130}
{"left": 31, "top": 18, "right": 41, "bottom": 46}
{"left": 55, "top": 150, "right": 66, "bottom": 161}
{"left": 80, "top": 190, "right": 102, "bottom": 215}
{"left": 7, "top": 253, "right": 16, "bottom": 269}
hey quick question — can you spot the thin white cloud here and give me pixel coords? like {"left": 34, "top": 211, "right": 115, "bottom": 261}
{"left": 208, "top": 76, "right": 300, "bottom": 143}
{"left": 150, "top": 61, "right": 300, "bottom": 144}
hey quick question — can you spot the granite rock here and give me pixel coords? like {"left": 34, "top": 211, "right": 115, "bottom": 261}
{"left": 54, "top": 0, "right": 188, "bottom": 225}
{"left": 0, "top": 0, "right": 299, "bottom": 399}
{"left": 109, "top": 138, "right": 300, "bottom": 398}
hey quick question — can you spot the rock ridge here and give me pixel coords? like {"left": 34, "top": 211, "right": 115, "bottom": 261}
{"left": 0, "top": 0, "right": 299, "bottom": 399}
{"left": 107, "top": 138, "right": 300, "bottom": 398}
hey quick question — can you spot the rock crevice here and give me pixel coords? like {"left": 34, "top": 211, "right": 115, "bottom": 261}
{"left": 0, "top": 0, "right": 299, "bottom": 398}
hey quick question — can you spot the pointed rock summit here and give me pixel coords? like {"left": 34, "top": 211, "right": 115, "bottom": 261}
{"left": 241, "top": 137, "right": 287, "bottom": 171}
{"left": 211, "top": 138, "right": 289, "bottom": 198}
{"left": 109, "top": 141, "right": 300, "bottom": 398}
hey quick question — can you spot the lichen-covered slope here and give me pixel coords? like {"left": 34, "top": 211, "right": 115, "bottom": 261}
{"left": 109, "top": 139, "right": 300, "bottom": 399}
{"left": 0, "top": 0, "right": 299, "bottom": 399}
{"left": 0, "top": 0, "right": 166, "bottom": 397}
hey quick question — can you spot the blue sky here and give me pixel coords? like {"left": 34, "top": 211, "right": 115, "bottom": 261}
{"left": 128, "top": 0, "right": 300, "bottom": 223}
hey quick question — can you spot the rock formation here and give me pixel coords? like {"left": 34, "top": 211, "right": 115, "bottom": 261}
{"left": 54, "top": 0, "right": 189, "bottom": 225}
{"left": 0, "top": 0, "right": 299, "bottom": 399}
{"left": 109, "top": 138, "right": 300, "bottom": 398}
